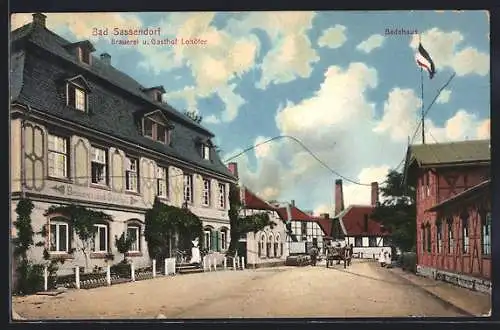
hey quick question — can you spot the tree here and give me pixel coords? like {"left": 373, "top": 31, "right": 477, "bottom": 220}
{"left": 115, "top": 232, "right": 134, "bottom": 263}
{"left": 226, "top": 184, "right": 277, "bottom": 257}
{"left": 184, "top": 110, "right": 203, "bottom": 124}
{"left": 144, "top": 198, "right": 204, "bottom": 261}
{"left": 44, "top": 204, "right": 113, "bottom": 271}
{"left": 371, "top": 170, "right": 416, "bottom": 252}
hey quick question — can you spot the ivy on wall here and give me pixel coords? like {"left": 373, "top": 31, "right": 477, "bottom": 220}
{"left": 144, "top": 198, "right": 204, "bottom": 261}
{"left": 44, "top": 204, "right": 114, "bottom": 271}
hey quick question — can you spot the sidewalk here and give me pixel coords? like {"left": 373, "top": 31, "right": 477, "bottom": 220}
{"left": 388, "top": 267, "right": 491, "bottom": 316}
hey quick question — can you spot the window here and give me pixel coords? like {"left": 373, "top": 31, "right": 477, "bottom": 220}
{"left": 275, "top": 235, "right": 281, "bottom": 257}
{"left": 125, "top": 157, "right": 138, "bottom": 192}
{"left": 183, "top": 174, "right": 193, "bottom": 203}
{"left": 156, "top": 167, "right": 168, "bottom": 198}
{"left": 204, "top": 229, "right": 212, "bottom": 251}
{"left": 425, "top": 172, "right": 430, "bottom": 197}
{"left": 93, "top": 224, "right": 108, "bottom": 252}
{"left": 48, "top": 134, "right": 68, "bottom": 178}
{"left": 218, "top": 183, "right": 226, "bottom": 209}
{"left": 436, "top": 221, "right": 443, "bottom": 254}
{"left": 155, "top": 91, "right": 162, "bottom": 102}
{"left": 354, "top": 237, "right": 363, "bottom": 247}
{"left": 368, "top": 237, "right": 377, "bottom": 247}
{"left": 80, "top": 47, "right": 91, "bottom": 64}
{"left": 421, "top": 226, "right": 426, "bottom": 253}
{"left": 259, "top": 234, "right": 266, "bottom": 257}
{"left": 202, "top": 179, "right": 211, "bottom": 206}
{"left": 447, "top": 218, "right": 454, "bottom": 254}
{"left": 91, "top": 146, "right": 107, "bottom": 185}
{"left": 426, "top": 225, "right": 431, "bottom": 253}
{"left": 49, "top": 219, "right": 69, "bottom": 253}
{"left": 143, "top": 117, "right": 168, "bottom": 144}
{"left": 202, "top": 145, "right": 210, "bottom": 160}
{"left": 267, "top": 234, "right": 273, "bottom": 258}
{"left": 461, "top": 213, "right": 469, "bottom": 254}
{"left": 126, "top": 226, "right": 140, "bottom": 252}
{"left": 301, "top": 222, "right": 307, "bottom": 239}
{"left": 67, "top": 84, "right": 87, "bottom": 111}
{"left": 220, "top": 229, "right": 227, "bottom": 250}
{"left": 482, "top": 212, "right": 491, "bottom": 256}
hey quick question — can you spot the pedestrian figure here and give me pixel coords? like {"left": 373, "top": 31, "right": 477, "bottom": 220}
{"left": 310, "top": 246, "right": 318, "bottom": 266}
{"left": 384, "top": 250, "right": 391, "bottom": 268}
{"left": 378, "top": 249, "right": 386, "bottom": 267}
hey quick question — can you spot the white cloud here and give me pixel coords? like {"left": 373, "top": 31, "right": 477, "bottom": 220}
{"left": 410, "top": 28, "right": 489, "bottom": 76}
{"left": 233, "top": 62, "right": 490, "bottom": 212}
{"left": 356, "top": 34, "right": 385, "bottom": 53}
{"left": 436, "top": 89, "right": 452, "bottom": 104}
{"left": 477, "top": 118, "right": 490, "bottom": 139}
{"left": 313, "top": 204, "right": 335, "bottom": 217}
{"left": 318, "top": 25, "right": 347, "bottom": 49}
{"left": 254, "top": 136, "right": 272, "bottom": 159}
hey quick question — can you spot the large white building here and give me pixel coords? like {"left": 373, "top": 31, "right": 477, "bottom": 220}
{"left": 10, "top": 14, "right": 236, "bottom": 275}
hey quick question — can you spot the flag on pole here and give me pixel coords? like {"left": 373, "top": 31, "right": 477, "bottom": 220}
{"left": 415, "top": 43, "right": 436, "bottom": 79}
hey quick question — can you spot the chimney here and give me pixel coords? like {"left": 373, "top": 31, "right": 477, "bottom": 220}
{"left": 321, "top": 213, "right": 330, "bottom": 219}
{"left": 291, "top": 200, "right": 295, "bottom": 207}
{"left": 100, "top": 53, "right": 111, "bottom": 65}
{"left": 334, "top": 179, "right": 345, "bottom": 216}
{"left": 371, "top": 182, "right": 379, "bottom": 206}
{"left": 228, "top": 162, "right": 238, "bottom": 178}
{"left": 32, "top": 13, "right": 47, "bottom": 28}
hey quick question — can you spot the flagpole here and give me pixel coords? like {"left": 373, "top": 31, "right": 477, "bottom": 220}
{"left": 419, "top": 33, "right": 425, "bottom": 144}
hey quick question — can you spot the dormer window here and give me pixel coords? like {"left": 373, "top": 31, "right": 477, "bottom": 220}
{"left": 202, "top": 144, "right": 210, "bottom": 160}
{"left": 63, "top": 40, "right": 95, "bottom": 65}
{"left": 139, "top": 110, "right": 173, "bottom": 145}
{"left": 141, "top": 86, "right": 166, "bottom": 102}
{"left": 80, "top": 47, "right": 91, "bottom": 65}
{"left": 65, "top": 75, "right": 91, "bottom": 112}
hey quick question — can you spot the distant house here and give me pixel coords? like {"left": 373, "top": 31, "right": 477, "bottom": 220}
{"left": 403, "top": 140, "right": 491, "bottom": 293}
{"left": 331, "top": 179, "right": 391, "bottom": 258}
{"left": 239, "top": 185, "right": 289, "bottom": 268}
{"left": 275, "top": 202, "right": 329, "bottom": 255}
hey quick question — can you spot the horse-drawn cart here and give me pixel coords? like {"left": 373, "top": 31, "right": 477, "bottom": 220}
{"left": 326, "top": 244, "right": 352, "bottom": 269}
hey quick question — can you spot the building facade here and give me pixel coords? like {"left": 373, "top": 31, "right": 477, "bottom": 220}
{"left": 10, "top": 14, "right": 236, "bottom": 275}
{"left": 239, "top": 186, "right": 290, "bottom": 267}
{"left": 403, "top": 140, "right": 491, "bottom": 293}
{"left": 332, "top": 180, "right": 391, "bottom": 258}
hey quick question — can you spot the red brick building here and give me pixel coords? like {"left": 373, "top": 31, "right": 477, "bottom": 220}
{"left": 403, "top": 140, "right": 491, "bottom": 293}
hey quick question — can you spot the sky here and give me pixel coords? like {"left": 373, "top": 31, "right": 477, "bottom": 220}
{"left": 11, "top": 11, "right": 490, "bottom": 216}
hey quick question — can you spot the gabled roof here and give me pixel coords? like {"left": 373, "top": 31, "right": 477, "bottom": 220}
{"left": 335, "top": 205, "right": 389, "bottom": 236}
{"left": 10, "top": 22, "right": 235, "bottom": 180}
{"left": 403, "top": 140, "right": 490, "bottom": 186}
{"left": 427, "top": 180, "right": 490, "bottom": 212}
{"left": 275, "top": 206, "right": 313, "bottom": 222}
{"left": 242, "top": 188, "right": 276, "bottom": 211}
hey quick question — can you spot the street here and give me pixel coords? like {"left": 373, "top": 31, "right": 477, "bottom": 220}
{"left": 12, "top": 260, "right": 468, "bottom": 319}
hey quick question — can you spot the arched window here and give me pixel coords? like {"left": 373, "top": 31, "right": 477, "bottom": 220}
{"left": 420, "top": 223, "right": 426, "bottom": 253}
{"left": 259, "top": 233, "right": 266, "bottom": 258}
{"left": 220, "top": 227, "right": 228, "bottom": 251}
{"left": 436, "top": 220, "right": 443, "bottom": 254}
{"left": 425, "top": 223, "right": 431, "bottom": 253}
{"left": 447, "top": 217, "right": 454, "bottom": 254}
{"left": 48, "top": 216, "right": 70, "bottom": 253}
{"left": 275, "top": 234, "right": 281, "bottom": 257}
{"left": 204, "top": 226, "right": 213, "bottom": 251}
{"left": 481, "top": 211, "right": 491, "bottom": 256}
{"left": 461, "top": 211, "right": 469, "bottom": 254}
{"left": 267, "top": 233, "right": 273, "bottom": 258}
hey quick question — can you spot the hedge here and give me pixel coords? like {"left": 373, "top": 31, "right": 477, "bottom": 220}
{"left": 399, "top": 252, "right": 417, "bottom": 273}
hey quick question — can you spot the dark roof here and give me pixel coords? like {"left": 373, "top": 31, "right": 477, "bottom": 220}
{"left": 403, "top": 139, "right": 490, "bottom": 186}
{"left": 11, "top": 22, "right": 235, "bottom": 179}
{"left": 242, "top": 188, "right": 275, "bottom": 211}
{"left": 427, "top": 180, "right": 490, "bottom": 212}
{"left": 336, "top": 205, "right": 389, "bottom": 236}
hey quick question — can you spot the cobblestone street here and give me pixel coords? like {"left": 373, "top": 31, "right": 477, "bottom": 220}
{"left": 12, "top": 260, "right": 475, "bottom": 320}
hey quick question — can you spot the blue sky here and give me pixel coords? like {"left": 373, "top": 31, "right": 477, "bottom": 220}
{"left": 12, "top": 11, "right": 490, "bottom": 215}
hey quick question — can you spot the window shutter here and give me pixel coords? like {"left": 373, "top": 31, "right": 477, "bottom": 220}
{"left": 215, "top": 231, "right": 220, "bottom": 252}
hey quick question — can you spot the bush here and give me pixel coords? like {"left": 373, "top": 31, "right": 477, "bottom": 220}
{"left": 110, "top": 260, "right": 131, "bottom": 278}
{"left": 400, "top": 252, "right": 417, "bottom": 273}
{"left": 15, "top": 260, "right": 44, "bottom": 295}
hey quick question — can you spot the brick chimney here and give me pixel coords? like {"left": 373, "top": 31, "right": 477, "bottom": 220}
{"left": 335, "top": 179, "right": 344, "bottom": 216}
{"left": 32, "top": 13, "right": 47, "bottom": 28}
{"left": 291, "top": 200, "right": 295, "bottom": 207}
{"left": 100, "top": 53, "right": 111, "bottom": 65}
{"left": 228, "top": 162, "right": 238, "bottom": 178}
{"left": 371, "top": 182, "right": 379, "bottom": 206}
{"left": 320, "top": 213, "right": 330, "bottom": 219}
